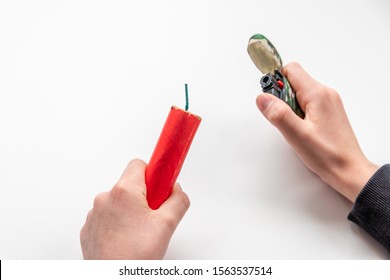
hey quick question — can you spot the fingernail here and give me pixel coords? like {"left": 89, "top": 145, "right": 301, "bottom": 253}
{"left": 256, "top": 94, "right": 272, "bottom": 111}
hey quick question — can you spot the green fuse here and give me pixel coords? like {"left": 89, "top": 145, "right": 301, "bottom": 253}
{"left": 247, "top": 34, "right": 305, "bottom": 118}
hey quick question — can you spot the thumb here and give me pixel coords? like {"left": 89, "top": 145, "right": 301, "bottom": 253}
{"left": 157, "top": 183, "right": 190, "bottom": 227}
{"left": 256, "top": 93, "right": 304, "bottom": 137}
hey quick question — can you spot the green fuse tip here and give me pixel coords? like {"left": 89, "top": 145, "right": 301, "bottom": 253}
{"left": 185, "top": 83, "right": 189, "bottom": 111}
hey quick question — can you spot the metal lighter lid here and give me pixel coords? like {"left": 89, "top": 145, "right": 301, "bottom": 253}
{"left": 247, "top": 34, "right": 283, "bottom": 74}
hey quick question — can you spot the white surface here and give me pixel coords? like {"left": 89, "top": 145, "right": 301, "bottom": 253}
{"left": 0, "top": 0, "right": 389, "bottom": 259}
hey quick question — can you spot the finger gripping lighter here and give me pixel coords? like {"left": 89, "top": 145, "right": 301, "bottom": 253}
{"left": 247, "top": 34, "right": 305, "bottom": 118}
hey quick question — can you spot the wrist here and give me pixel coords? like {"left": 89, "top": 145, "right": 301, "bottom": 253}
{"left": 329, "top": 158, "right": 379, "bottom": 202}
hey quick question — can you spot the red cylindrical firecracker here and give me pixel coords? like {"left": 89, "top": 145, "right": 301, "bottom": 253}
{"left": 145, "top": 106, "right": 201, "bottom": 210}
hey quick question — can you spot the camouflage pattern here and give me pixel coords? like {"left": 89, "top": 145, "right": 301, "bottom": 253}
{"left": 281, "top": 75, "right": 305, "bottom": 118}
{"left": 247, "top": 34, "right": 305, "bottom": 118}
{"left": 247, "top": 34, "right": 283, "bottom": 74}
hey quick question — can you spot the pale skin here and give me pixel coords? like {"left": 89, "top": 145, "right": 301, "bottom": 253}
{"left": 256, "top": 62, "right": 379, "bottom": 202}
{"left": 80, "top": 159, "right": 190, "bottom": 259}
{"left": 80, "top": 62, "right": 378, "bottom": 259}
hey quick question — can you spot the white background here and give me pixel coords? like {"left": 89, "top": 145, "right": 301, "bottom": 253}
{"left": 2, "top": 261, "right": 390, "bottom": 280}
{"left": 0, "top": 0, "right": 389, "bottom": 259}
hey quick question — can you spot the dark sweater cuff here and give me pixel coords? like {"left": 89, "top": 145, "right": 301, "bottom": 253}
{"left": 348, "top": 164, "right": 390, "bottom": 251}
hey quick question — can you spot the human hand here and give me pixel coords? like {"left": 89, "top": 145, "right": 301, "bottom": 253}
{"left": 256, "top": 62, "right": 379, "bottom": 202}
{"left": 80, "top": 159, "right": 190, "bottom": 259}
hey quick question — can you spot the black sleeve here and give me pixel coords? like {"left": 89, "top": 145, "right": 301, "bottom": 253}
{"left": 348, "top": 164, "right": 390, "bottom": 251}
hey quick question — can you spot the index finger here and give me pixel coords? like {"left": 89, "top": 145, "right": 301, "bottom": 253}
{"left": 283, "top": 62, "right": 319, "bottom": 94}
{"left": 283, "top": 62, "right": 323, "bottom": 111}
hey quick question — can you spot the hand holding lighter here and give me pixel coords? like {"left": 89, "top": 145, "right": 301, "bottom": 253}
{"left": 247, "top": 34, "right": 305, "bottom": 118}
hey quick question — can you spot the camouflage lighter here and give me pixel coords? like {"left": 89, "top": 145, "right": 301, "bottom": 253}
{"left": 247, "top": 34, "right": 305, "bottom": 118}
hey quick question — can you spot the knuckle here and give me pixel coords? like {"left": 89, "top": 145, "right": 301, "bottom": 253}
{"left": 309, "top": 84, "right": 325, "bottom": 96}
{"left": 111, "top": 182, "right": 128, "bottom": 200}
{"left": 284, "top": 61, "right": 301, "bottom": 74}
{"left": 288, "top": 61, "right": 301, "bottom": 69}
{"left": 127, "top": 158, "right": 146, "bottom": 169}
{"left": 93, "top": 192, "right": 108, "bottom": 209}
{"left": 320, "top": 87, "right": 342, "bottom": 104}
{"left": 327, "top": 88, "right": 341, "bottom": 100}
{"left": 161, "top": 212, "right": 179, "bottom": 231}
{"left": 113, "top": 179, "right": 126, "bottom": 192}
{"left": 111, "top": 180, "right": 140, "bottom": 204}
